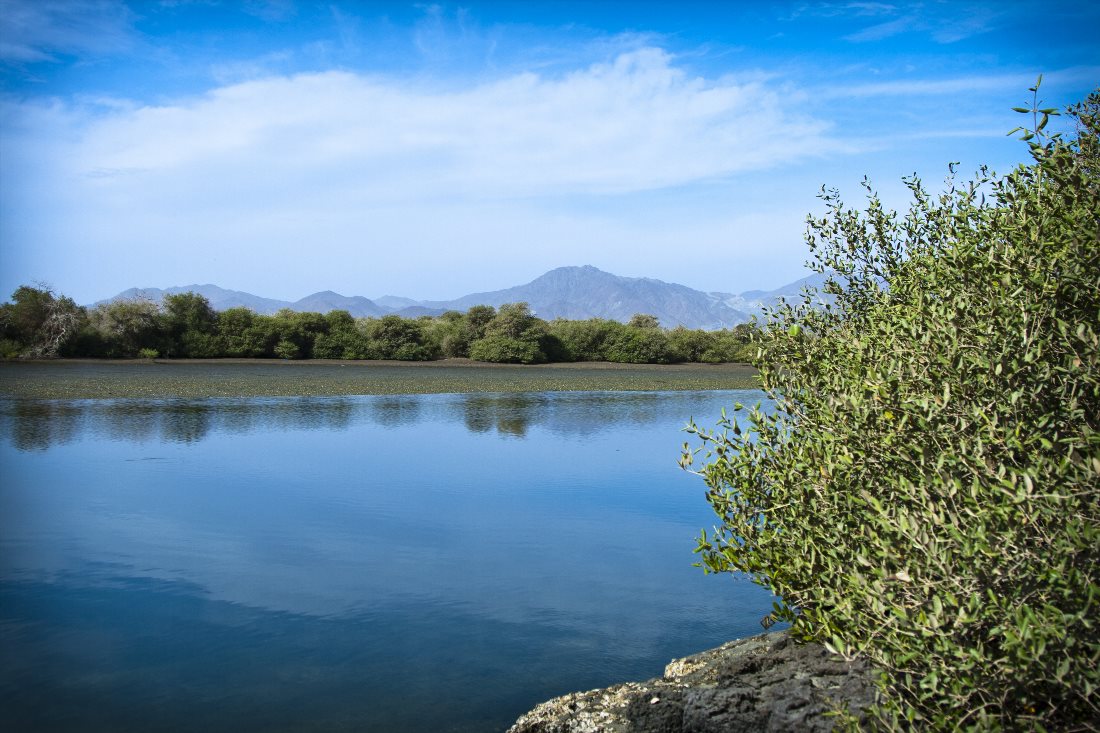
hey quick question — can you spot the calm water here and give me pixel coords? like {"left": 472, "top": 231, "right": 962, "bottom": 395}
{"left": 0, "top": 390, "right": 775, "bottom": 732}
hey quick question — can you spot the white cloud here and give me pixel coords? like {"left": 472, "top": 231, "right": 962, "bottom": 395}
{"left": 2, "top": 48, "right": 837, "bottom": 300}
{"left": 56, "top": 48, "right": 834, "bottom": 204}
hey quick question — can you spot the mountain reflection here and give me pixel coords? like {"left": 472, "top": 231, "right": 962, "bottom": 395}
{"left": 0, "top": 390, "right": 755, "bottom": 451}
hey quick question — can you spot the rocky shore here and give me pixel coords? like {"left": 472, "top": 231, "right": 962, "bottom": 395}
{"left": 508, "top": 631, "right": 878, "bottom": 733}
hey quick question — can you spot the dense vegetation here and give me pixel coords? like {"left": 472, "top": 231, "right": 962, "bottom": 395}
{"left": 0, "top": 291, "right": 757, "bottom": 365}
{"left": 683, "top": 84, "right": 1099, "bottom": 730}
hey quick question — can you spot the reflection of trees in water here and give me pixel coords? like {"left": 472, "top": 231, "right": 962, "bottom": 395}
{"left": 0, "top": 398, "right": 360, "bottom": 450}
{"left": 453, "top": 392, "right": 704, "bottom": 439}
{"left": 98, "top": 401, "right": 216, "bottom": 445}
{"left": 0, "top": 391, "right": 750, "bottom": 450}
{"left": 213, "top": 399, "right": 355, "bottom": 434}
{"left": 371, "top": 397, "right": 421, "bottom": 427}
{"left": 459, "top": 394, "right": 548, "bottom": 438}
{"left": 1, "top": 402, "right": 84, "bottom": 451}
{"left": 102, "top": 403, "right": 160, "bottom": 443}
{"left": 160, "top": 404, "right": 214, "bottom": 444}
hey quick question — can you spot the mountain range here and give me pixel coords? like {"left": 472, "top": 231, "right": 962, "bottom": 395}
{"left": 101, "top": 265, "right": 828, "bottom": 330}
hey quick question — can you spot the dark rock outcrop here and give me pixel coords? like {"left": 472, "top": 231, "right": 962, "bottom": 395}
{"left": 508, "top": 631, "right": 878, "bottom": 733}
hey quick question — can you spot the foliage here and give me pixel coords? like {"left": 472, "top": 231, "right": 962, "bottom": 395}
{"left": 0, "top": 285, "right": 85, "bottom": 358}
{"left": 362, "top": 314, "right": 437, "bottom": 361}
{"left": 628, "top": 313, "right": 661, "bottom": 329}
{"left": 468, "top": 333, "right": 547, "bottom": 364}
{"left": 218, "top": 307, "right": 262, "bottom": 357}
{"left": 273, "top": 338, "right": 300, "bottom": 360}
{"left": 667, "top": 324, "right": 758, "bottom": 364}
{"left": 468, "top": 302, "right": 554, "bottom": 364}
{"left": 604, "top": 326, "right": 675, "bottom": 363}
{"left": 162, "top": 292, "right": 219, "bottom": 357}
{"left": 548, "top": 318, "right": 622, "bottom": 361}
{"left": 311, "top": 310, "right": 370, "bottom": 359}
{"left": 2, "top": 286, "right": 55, "bottom": 344}
{"left": 682, "top": 85, "right": 1100, "bottom": 730}
{"left": 423, "top": 311, "right": 471, "bottom": 358}
{"left": 3, "top": 288, "right": 764, "bottom": 366}
{"left": 270, "top": 309, "right": 325, "bottom": 360}
{"left": 86, "top": 297, "right": 161, "bottom": 357}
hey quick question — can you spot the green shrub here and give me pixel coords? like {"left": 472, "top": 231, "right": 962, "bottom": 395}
{"left": 363, "top": 314, "right": 438, "bottom": 360}
{"left": 548, "top": 318, "right": 623, "bottom": 361}
{"left": 468, "top": 302, "right": 552, "bottom": 363}
{"left": 605, "top": 327, "right": 677, "bottom": 363}
{"left": 138, "top": 347, "right": 159, "bottom": 359}
{"left": 0, "top": 337, "right": 22, "bottom": 359}
{"left": 468, "top": 334, "right": 546, "bottom": 364}
{"left": 682, "top": 85, "right": 1099, "bottom": 730}
{"left": 273, "top": 338, "right": 300, "bottom": 360}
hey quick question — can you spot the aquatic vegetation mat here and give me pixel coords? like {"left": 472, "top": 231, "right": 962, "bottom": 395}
{"left": 0, "top": 359, "right": 759, "bottom": 399}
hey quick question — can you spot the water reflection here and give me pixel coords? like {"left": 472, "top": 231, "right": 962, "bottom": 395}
{"left": 370, "top": 395, "right": 422, "bottom": 427}
{"left": 0, "top": 391, "right": 760, "bottom": 451}
{"left": 460, "top": 393, "right": 551, "bottom": 438}
{"left": 0, "top": 388, "right": 776, "bottom": 733}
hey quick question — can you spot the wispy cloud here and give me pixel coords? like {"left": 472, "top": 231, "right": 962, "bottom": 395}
{"left": 930, "top": 4, "right": 1000, "bottom": 43}
{"left": 209, "top": 50, "right": 295, "bottom": 85}
{"left": 840, "top": 1, "right": 1004, "bottom": 43}
{"left": 241, "top": 0, "right": 296, "bottom": 23}
{"left": 843, "top": 14, "right": 918, "bottom": 42}
{"left": 45, "top": 48, "right": 835, "bottom": 201}
{"left": 1, "top": 47, "right": 838, "bottom": 299}
{"left": 845, "top": 2, "right": 897, "bottom": 15}
{"left": 0, "top": 0, "right": 137, "bottom": 64}
{"left": 786, "top": 1, "right": 897, "bottom": 21}
{"left": 822, "top": 66, "right": 1100, "bottom": 98}
{"left": 825, "top": 72, "right": 1025, "bottom": 97}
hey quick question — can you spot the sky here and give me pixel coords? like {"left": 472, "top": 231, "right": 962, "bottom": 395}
{"left": 0, "top": 1, "right": 1097, "bottom": 304}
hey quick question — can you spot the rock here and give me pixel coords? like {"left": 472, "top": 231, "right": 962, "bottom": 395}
{"left": 507, "top": 631, "right": 878, "bottom": 733}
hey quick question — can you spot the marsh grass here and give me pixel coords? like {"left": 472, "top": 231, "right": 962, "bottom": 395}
{"left": 0, "top": 358, "right": 759, "bottom": 399}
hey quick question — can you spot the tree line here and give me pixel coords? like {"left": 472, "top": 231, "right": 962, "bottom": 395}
{"left": 0, "top": 286, "right": 758, "bottom": 365}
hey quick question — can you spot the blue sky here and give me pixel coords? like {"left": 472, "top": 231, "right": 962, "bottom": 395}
{"left": 1, "top": 1, "right": 1097, "bottom": 304}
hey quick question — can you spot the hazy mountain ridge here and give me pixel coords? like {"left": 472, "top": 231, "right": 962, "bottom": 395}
{"left": 710, "top": 272, "right": 832, "bottom": 320}
{"left": 98, "top": 267, "right": 829, "bottom": 330}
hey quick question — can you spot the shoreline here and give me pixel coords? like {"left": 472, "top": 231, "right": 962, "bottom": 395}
{"left": 507, "top": 631, "right": 877, "bottom": 733}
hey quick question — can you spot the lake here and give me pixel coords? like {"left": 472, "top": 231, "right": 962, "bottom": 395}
{"left": 0, "top": 389, "right": 776, "bottom": 732}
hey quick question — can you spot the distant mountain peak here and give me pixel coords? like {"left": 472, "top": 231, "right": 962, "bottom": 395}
{"left": 97, "top": 266, "right": 821, "bottom": 330}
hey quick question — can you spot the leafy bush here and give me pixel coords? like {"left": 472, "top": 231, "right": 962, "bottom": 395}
{"left": 362, "top": 315, "right": 437, "bottom": 361}
{"left": 468, "top": 334, "right": 547, "bottom": 364}
{"left": 0, "top": 337, "right": 22, "bottom": 359}
{"left": 273, "top": 338, "right": 300, "bottom": 360}
{"left": 548, "top": 318, "right": 623, "bottom": 361}
{"left": 423, "top": 311, "right": 471, "bottom": 358}
{"left": 682, "top": 85, "right": 1099, "bottom": 730}
{"left": 162, "top": 292, "right": 218, "bottom": 357}
{"left": 86, "top": 298, "right": 161, "bottom": 357}
{"left": 604, "top": 327, "right": 676, "bottom": 363}
{"left": 468, "top": 302, "right": 553, "bottom": 363}
{"left": 0, "top": 285, "right": 85, "bottom": 358}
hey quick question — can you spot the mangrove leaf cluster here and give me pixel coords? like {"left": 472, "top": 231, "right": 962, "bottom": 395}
{"left": 683, "top": 85, "right": 1099, "bottom": 729}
